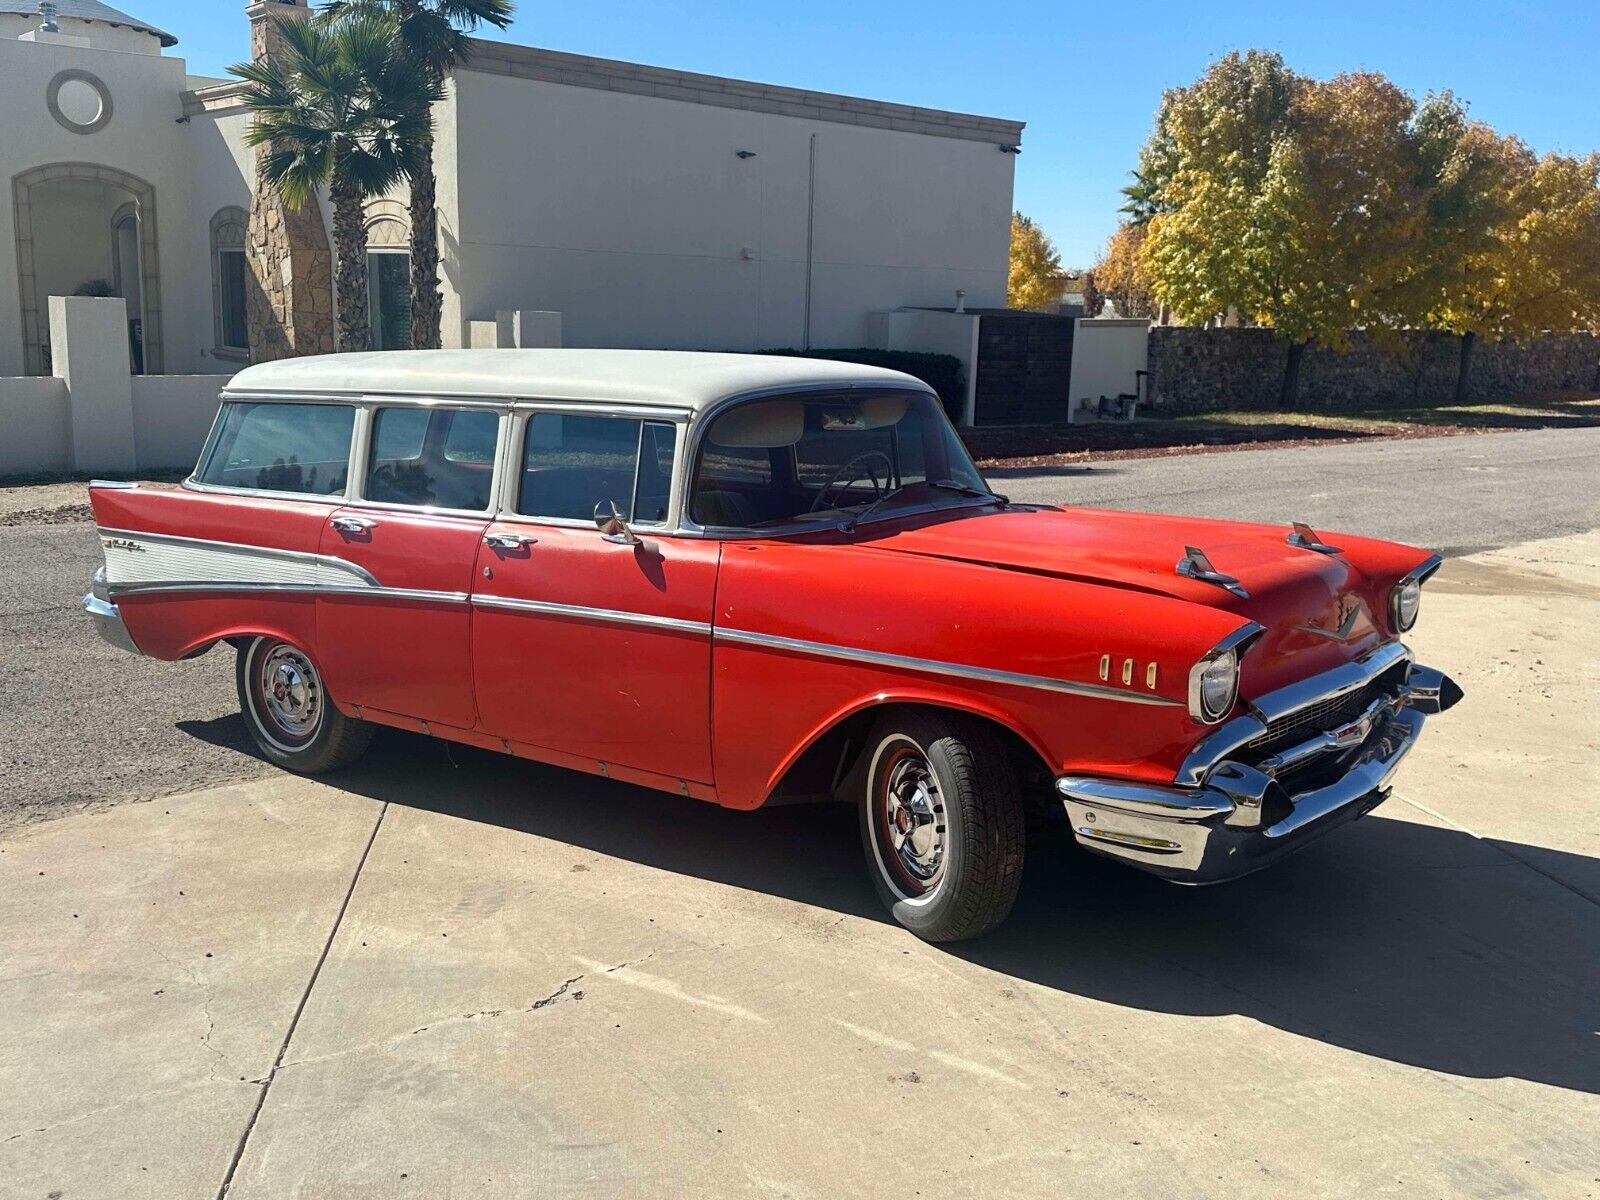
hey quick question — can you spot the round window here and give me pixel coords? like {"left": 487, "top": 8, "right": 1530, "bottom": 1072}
{"left": 47, "top": 71, "right": 113, "bottom": 134}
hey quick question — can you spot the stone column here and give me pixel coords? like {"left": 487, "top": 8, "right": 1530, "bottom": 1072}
{"left": 243, "top": 0, "right": 335, "bottom": 363}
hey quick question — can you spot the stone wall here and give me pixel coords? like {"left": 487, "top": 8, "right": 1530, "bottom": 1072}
{"left": 1148, "top": 328, "right": 1600, "bottom": 411}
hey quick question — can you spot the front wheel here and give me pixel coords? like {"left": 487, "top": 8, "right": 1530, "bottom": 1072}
{"left": 236, "top": 636, "right": 372, "bottom": 774}
{"left": 858, "top": 711, "right": 1025, "bottom": 942}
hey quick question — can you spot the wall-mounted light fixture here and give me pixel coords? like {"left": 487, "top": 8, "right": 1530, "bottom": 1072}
{"left": 735, "top": 150, "right": 757, "bottom": 159}
{"left": 998, "top": 144, "right": 1021, "bottom": 155}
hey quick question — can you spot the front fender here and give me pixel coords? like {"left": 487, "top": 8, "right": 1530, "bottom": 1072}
{"left": 709, "top": 540, "right": 1251, "bottom": 810}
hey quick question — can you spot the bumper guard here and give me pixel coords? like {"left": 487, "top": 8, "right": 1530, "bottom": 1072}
{"left": 1056, "top": 650, "right": 1460, "bottom": 883}
{"left": 83, "top": 568, "right": 142, "bottom": 656}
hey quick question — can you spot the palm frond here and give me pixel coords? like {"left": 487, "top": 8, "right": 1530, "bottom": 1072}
{"left": 438, "top": 0, "right": 514, "bottom": 31}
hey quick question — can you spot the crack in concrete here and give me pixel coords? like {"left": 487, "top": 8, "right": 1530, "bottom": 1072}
{"left": 272, "top": 970, "right": 593, "bottom": 1075}
{"left": 2, "top": 1079, "right": 255, "bottom": 1145}
{"left": 409, "top": 974, "right": 587, "bottom": 1037}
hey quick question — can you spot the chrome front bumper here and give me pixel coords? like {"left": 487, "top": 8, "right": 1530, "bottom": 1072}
{"left": 1056, "top": 647, "right": 1461, "bottom": 883}
{"left": 83, "top": 568, "right": 142, "bottom": 656}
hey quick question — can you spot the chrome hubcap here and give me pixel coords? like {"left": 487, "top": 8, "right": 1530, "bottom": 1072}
{"left": 883, "top": 750, "right": 945, "bottom": 888}
{"left": 258, "top": 644, "right": 321, "bottom": 741}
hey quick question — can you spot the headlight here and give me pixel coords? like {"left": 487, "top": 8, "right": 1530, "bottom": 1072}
{"left": 1391, "top": 578, "right": 1421, "bottom": 632}
{"left": 1190, "top": 649, "right": 1240, "bottom": 724}
{"left": 1187, "top": 624, "right": 1263, "bottom": 725}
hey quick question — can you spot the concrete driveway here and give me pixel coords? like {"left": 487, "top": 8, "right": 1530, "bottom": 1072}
{"left": 2, "top": 464, "right": 1598, "bottom": 1196}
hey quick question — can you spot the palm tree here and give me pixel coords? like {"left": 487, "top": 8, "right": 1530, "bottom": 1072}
{"left": 323, "top": 0, "right": 515, "bottom": 349}
{"left": 231, "top": 12, "right": 441, "bottom": 352}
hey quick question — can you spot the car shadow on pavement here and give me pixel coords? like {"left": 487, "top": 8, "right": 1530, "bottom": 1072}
{"left": 180, "top": 718, "right": 1600, "bottom": 1099}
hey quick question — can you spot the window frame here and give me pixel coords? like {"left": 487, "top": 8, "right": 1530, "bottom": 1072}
{"left": 679, "top": 383, "right": 979, "bottom": 539}
{"left": 348, "top": 398, "right": 510, "bottom": 518}
{"left": 186, "top": 393, "right": 709, "bottom": 528}
{"left": 187, "top": 395, "right": 360, "bottom": 504}
{"left": 500, "top": 405, "right": 687, "bottom": 531}
{"left": 366, "top": 248, "right": 412, "bottom": 352}
{"left": 209, "top": 207, "right": 251, "bottom": 362}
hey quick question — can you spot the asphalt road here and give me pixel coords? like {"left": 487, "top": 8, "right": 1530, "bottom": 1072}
{"left": 2, "top": 426, "right": 1597, "bottom": 828}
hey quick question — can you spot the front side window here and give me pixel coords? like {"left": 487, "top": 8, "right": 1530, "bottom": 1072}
{"left": 365, "top": 407, "right": 499, "bottom": 511}
{"left": 690, "top": 390, "right": 990, "bottom": 530}
{"left": 518, "top": 414, "right": 677, "bottom": 525}
{"left": 197, "top": 402, "right": 354, "bottom": 495}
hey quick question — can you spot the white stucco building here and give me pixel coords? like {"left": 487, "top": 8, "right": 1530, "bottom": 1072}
{"left": 0, "top": 0, "right": 1023, "bottom": 378}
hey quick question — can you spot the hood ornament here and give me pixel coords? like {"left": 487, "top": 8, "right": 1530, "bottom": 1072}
{"left": 1287, "top": 522, "right": 1343, "bottom": 555}
{"left": 1176, "top": 546, "right": 1249, "bottom": 599}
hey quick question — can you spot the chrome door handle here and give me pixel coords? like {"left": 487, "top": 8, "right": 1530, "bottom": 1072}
{"left": 331, "top": 515, "right": 376, "bottom": 534}
{"left": 483, "top": 532, "right": 537, "bottom": 550}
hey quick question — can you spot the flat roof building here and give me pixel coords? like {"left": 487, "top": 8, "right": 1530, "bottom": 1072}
{"left": 0, "top": 0, "right": 1023, "bottom": 378}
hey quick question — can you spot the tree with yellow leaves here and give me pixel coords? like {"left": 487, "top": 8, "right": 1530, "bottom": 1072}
{"left": 1093, "top": 223, "right": 1156, "bottom": 319}
{"left": 1142, "top": 54, "right": 1432, "bottom": 406}
{"left": 1008, "top": 212, "right": 1068, "bottom": 310}
{"left": 1425, "top": 134, "right": 1600, "bottom": 399}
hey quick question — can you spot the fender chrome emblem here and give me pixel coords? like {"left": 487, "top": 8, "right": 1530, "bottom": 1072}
{"left": 102, "top": 537, "right": 144, "bottom": 553}
{"left": 1297, "top": 595, "right": 1363, "bottom": 642}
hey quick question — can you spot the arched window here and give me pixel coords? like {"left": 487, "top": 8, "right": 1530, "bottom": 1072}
{"left": 364, "top": 198, "right": 411, "bottom": 350}
{"left": 210, "top": 207, "right": 249, "bottom": 356}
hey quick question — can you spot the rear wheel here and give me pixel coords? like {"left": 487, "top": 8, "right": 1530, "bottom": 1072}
{"left": 236, "top": 636, "right": 371, "bottom": 774}
{"left": 858, "top": 711, "right": 1025, "bottom": 942}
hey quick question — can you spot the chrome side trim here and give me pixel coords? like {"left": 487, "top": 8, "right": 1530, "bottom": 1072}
{"left": 88, "top": 479, "right": 140, "bottom": 490}
{"left": 181, "top": 480, "right": 349, "bottom": 505}
{"left": 715, "top": 627, "right": 1184, "bottom": 707}
{"left": 97, "top": 527, "right": 380, "bottom": 589}
{"left": 472, "top": 593, "right": 712, "bottom": 635}
{"left": 105, "top": 581, "right": 470, "bottom": 606}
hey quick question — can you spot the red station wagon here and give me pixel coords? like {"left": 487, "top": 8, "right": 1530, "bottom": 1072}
{"left": 84, "top": 351, "right": 1461, "bottom": 941}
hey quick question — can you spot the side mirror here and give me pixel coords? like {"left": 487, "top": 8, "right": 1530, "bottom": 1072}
{"left": 594, "top": 499, "right": 639, "bottom": 546}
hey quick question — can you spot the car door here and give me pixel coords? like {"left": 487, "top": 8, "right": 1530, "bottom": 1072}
{"left": 471, "top": 410, "right": 719, "bottom": 785}
{"left": 316, "top": 401, "right": 504, "bottom": 730}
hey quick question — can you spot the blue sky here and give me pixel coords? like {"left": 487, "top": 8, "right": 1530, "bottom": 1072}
{"left": 138, "top": 0, "right": 1598, "bottom": 266}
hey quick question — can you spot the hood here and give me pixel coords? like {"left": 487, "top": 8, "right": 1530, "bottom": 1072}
{"left": 855, "top": 506, "right": 1428, "bottom": 693}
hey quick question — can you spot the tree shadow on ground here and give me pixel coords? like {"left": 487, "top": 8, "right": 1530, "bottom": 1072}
{"left": 179, "top": 717, "right": 1600, "bottom": 1099}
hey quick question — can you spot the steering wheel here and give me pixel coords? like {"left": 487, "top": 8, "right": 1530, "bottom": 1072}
{"left": 810, "top": 450, "right": 896, "bottom": 514}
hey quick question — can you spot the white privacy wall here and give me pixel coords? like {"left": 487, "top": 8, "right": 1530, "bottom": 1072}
{"left": 130, "top": 374, "right": 225, "bottom": 470}
{"left": 444, "top": 65, "right": 1017, "bottom": 351}
{"left": 1067, "top": 319, "right": 1152, "bottom": 423}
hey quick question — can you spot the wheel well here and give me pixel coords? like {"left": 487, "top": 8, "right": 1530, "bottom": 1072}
{"left": 767, "top": 702, "right": 1053, "bottom": 806}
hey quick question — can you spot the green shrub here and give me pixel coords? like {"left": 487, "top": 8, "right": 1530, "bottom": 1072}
{"left": 756, "top": 348, "right": 965, "bottom": 422}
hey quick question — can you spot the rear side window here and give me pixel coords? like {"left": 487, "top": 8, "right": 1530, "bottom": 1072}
{"left": 197, "top": 401, "right": 353, "bottom": 495}
{"left": 518, "top": 414, "right": 677, "bottom": 525}
{"left": 365, "top": 407, "right": 499, "bottom": 511}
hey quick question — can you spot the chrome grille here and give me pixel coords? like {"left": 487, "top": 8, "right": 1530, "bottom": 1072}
{"left": 1246, "top": 662, "right": 1407, "bottom": 759}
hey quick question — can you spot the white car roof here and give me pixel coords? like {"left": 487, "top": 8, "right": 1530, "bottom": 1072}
{"left": 224, "top": 349, "right": 931, "bottom": 413}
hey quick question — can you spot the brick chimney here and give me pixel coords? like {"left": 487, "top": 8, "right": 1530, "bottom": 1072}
{"left": 243, "top": 0, "right": 335, "bottom": 362}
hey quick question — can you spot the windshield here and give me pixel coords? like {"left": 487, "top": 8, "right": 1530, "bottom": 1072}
{"left": 689, "top": 390, "right": 996, "bottom": 531}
